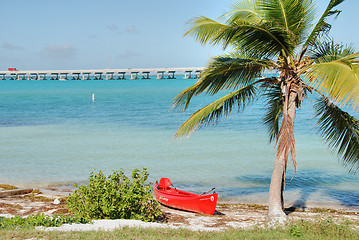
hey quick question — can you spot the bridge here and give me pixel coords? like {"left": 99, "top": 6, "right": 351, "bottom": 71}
{"left": 0, "top": 67, "right": 205, "bottom": 80}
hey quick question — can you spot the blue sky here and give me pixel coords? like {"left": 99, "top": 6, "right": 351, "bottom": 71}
{"left": 0, "top": 0, "right": 357, "bottom": 71}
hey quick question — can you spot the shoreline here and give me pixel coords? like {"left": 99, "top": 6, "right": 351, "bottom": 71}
{"left": 1, "top": 185, "right": 359, "bottom": 231}
{"left": 1, "top": 184, "right": 359, "bottom": 213}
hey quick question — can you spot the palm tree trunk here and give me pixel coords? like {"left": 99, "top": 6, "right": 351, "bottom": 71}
{"left": 268, "top": 152, "right": 287, "bottom": 219}
{"left": 268, "top": 86, "right": 297, "bottom": 221}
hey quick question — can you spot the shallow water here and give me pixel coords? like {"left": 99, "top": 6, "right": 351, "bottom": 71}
{"left": 0, "top": 78, "right": 358, "bottom": 208}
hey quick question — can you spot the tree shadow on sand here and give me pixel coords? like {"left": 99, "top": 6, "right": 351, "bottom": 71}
{"left": 226, "top": 169, "right": 359, "bottom": 214}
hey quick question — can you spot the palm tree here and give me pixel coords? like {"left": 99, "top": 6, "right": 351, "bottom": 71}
{"left": 172, "top": 0, "right": 359, "bottom": 221}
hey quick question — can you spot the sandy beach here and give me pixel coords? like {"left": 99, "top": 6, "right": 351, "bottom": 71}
{"left": 1, "top": 185, "right": 358, "bottom": 231}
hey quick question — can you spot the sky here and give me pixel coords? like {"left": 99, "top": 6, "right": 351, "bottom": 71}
{"left": 0, "top": 0, "right": 358, "bottom": 71}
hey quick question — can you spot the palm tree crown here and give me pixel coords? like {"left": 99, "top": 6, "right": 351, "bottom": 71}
{"left": 173, "top": 0, "right": 359, "bottom": 219}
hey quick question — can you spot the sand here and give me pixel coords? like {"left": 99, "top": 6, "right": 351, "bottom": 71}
{"left": 1, "top": 186, "right": 358, "bottom": 232}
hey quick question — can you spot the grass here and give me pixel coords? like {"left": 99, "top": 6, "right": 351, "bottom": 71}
{"left": 0, "top": 218, "right": 358, "bottom": 240}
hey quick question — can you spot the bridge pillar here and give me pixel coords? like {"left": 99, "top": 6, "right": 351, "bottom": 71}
{"left": 184, "top": 71, "right": 192, "bottom": 79}
{"left": 194, "top": 70, "right": 201, "bottom": 79}
{"left": 130, "top": 72, "right": 138, "bottom": 80}
{"left": 51, "top": 73, "right": 59, "bottom": 80}
{"left": 142, "top": 71, "right": 150, "bottom": 79}
{"left": 10, "top": 73, "right": 17, "bottom": 80}
{"left": 60, "top": 73, "right": 68, "bottom": 80}
{"left": 95, "top": 72, "right": 103, "bottom": 80}
{"left": 167, "top": 71, "right": 176, "bottom": 79}
{"left": 72, "top": 73, "right": 80, "bottom": 80}
{"left": 156, "top": 71, "right": 165, "bottom": 79}
{"left": 106, "top": 72, "right": 114, "bottom": 80}
{"left": 118, "top": 72, "right": 126, "bottom": 80}
{"left": 30, "top": 73, "right": 38, "bottom": 80}
{"left": 82, "top": 72, "right": 91, "bottom": 80}
{"left": 17, "top": 73, "right": 26, "bottom": 80}
{"left": 39, "top": 73, "right": 47, "bottom": 80}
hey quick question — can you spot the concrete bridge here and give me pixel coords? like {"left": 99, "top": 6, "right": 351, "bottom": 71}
{"left": 0, "top": 67, "right": 204, "bottom": 80}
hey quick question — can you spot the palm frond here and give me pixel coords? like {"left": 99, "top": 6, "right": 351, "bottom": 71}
{"left": 174, "top": 85, "right": 257, "bottom": 137}
{"left": 263, "top": 83, "right": 283, "bottom": 142}
{"left": 172, "top": 54, "right": 272, "bottom": 111}
{"left": 172, "top": 80, "right": 203, "bottom": 111}
{"left": 227, "top": 21, "right": 292, "bottom": 57}
{"left": 185, "top": 9, "right": 294, "bottom": 58}
{"left": 184, "top": 16, "right": 228, "bottom": 47}
{"left": 305, "top": 51, "right": 359, "bottom": 110}
{"left": 259, "top": 0, "right": 315, "bottom": 45}
{"left": 314, "top": 96, "right": 359, "bottom": 173}
{"left": 309, "top": 40, "right": 355, "bottom": 61}
{"left": 304, "top": 0, "right": 344, "bottom": 47}
{"left": 221, "top": 0, "right": 262, "bottom": 24}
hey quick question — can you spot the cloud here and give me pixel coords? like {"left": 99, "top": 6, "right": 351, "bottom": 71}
{"left": 125, "top": 25, "right": 139, "bottom": 33}
{"left": 106, "top": 24, "right": 118, "bottom": 31}
{"left": 106, "top": 24, "right": 139, "bottom": 34}
{"left": 116, "top": 50, "right": 141, "bottom": 59}
{"left": 42, "top": 44, "right": 76, "bottom": 59}
{"left": 2, "top": 42, "right": 23, "bottom": 50}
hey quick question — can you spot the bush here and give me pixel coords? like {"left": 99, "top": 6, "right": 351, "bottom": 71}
{"left": 66, "top": 168, "right": 161, "bottom": 222}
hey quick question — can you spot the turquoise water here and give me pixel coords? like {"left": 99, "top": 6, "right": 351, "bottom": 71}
{"left": 1, "top": 78, "right": 358, "bottom": 208}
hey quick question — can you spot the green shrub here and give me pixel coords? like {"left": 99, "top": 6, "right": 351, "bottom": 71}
{"left": 66, "top": 168, "right": 161, "bottom": 222}
{"left": 0, "top": 214, "right": 88, "bottom": 229}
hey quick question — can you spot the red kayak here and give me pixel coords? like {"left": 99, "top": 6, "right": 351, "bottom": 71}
{"left": 154, "top": 178, "right": 218, "bottom": 215}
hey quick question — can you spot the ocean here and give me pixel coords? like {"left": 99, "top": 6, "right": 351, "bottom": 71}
{"left": 1, "top": 77, "right": 358, "bottom": 209}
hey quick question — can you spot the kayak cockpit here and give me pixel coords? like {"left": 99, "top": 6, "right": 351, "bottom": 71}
{"left": 155, "top": 179, "right": 195, "bottom": 196}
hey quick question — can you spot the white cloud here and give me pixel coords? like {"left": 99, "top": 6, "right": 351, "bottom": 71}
{"left": 2, "top": 42, "right": 23, "bottom": 50}
{"left": 106, "top": 24, "right": 118, "bottom": 31}
{"left": 43, "top": 44, "right": 76, "bottom": 59}
{"left": 106, "top": 24, "right": 139, "bottom": 35}
{"left": 125, "top": 25, "right": 139, "bottom": 33}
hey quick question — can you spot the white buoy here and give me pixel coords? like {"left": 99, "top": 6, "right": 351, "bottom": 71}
{"left": 92, "top": 93, "right": 95, "bottom": 103}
